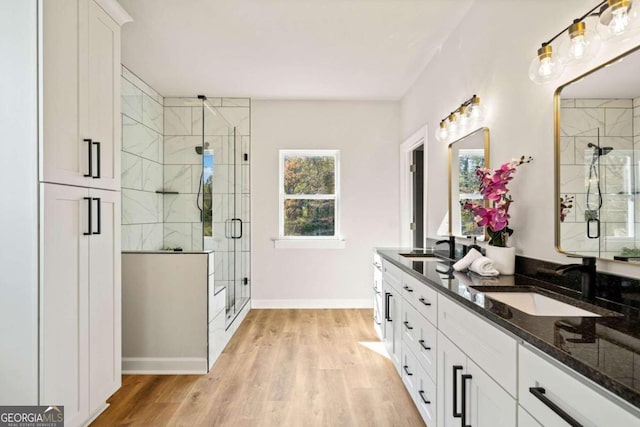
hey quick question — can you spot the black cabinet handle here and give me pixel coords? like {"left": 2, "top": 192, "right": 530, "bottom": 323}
{"left": 461, "top": 374, "right": 472, "bottom": 427}
{"left": 419, "top": 297, "right": 431, "bottom": 306}
{"left": 92, "top": 141, "right": 101, "bottom": 178}
{"left": 529, "top": 387, "right": 583, "bottom": 427}
{"left": 403, "top": 285, "right": 413, "bottom": 292}
{"left": 418, "top": 390, "right": 431, "bottom": 405}
{"left": 83, "top": 197, "right": 92, "bottom": 235}
{"left": 453, "top": 365, "right": 463, "bottom": 418}
{"left": 83, "top": 139, "right": 92, "bottom": 177}
{"left": 403, "top": 321, "right": 413, "bottom": 330}
{"left": 385, "top": 292, "right": 392, "bottom": 321}
{"left": 92, "top": 198, "right": 101, "bottom": 235}
{"left": 418, "top": 339, "right": 431, "bottom": 350}
{"left": 403, "top": 365, "right": 413, "bottom": 376}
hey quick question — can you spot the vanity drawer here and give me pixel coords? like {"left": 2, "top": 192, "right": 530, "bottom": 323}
{"left": 382, "top": 259, "right": 402, "bottom": 291}
{"left": 414, "top": 357, "right": 437, "bottom": 427}
{"left": 402, "top": 274, "right": 438, "bottom": 326}
{"left": 402, "top": 301, "right": 437, "bottom": 382}
{"left": 438, "top": 295, "right": 517, "bottom": 396}
{"left": 519, "top": 344, "right": 639, "bottom": 427}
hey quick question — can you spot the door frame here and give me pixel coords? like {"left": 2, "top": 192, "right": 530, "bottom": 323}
{"left": 400, "top": 125, "right": 428, "bottom": 248}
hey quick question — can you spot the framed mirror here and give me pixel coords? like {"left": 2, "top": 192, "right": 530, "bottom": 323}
{"left": 555, "top": 46, "right": 640, "bottom": 262}
{"left": 448, "top": 128, "right": 490, "bottom": 238}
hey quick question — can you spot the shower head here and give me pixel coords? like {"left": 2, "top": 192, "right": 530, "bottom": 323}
{"left": 587, "top": 143, "right": 613, "bottom": 156}
{"left": 195, "top": 142, "right": 211, "bottom": 155}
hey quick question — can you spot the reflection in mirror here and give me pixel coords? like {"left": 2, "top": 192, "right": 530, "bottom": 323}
{"left": 556, "top": 47, "right": 640, "bottom": 262}
{"left": 449, "top": 128, "right": 490, "bottom": 238}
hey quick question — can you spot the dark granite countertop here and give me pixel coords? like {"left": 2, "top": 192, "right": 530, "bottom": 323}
{"left": 376, "top": 247, "right": 640, "bottom": 410}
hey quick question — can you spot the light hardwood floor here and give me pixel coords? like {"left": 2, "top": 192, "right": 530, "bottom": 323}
{"left": 92, "top": 309, "right": 425, "bottom": 427}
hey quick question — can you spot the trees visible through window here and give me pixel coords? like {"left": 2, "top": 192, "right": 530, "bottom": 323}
{"left": 279, "top": 150, "right": 339, "bottom": 238}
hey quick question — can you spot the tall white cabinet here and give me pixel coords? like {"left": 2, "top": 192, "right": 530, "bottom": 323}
{"left": 0, "top": 0, "right": 129, "bottom": 424}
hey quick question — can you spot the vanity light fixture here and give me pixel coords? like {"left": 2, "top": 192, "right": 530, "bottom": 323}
{"left": 434, "top": 95, "right": 484, "bottom": 142}
{"left": 529, "top": 0, "right": 637, "bottom": 84}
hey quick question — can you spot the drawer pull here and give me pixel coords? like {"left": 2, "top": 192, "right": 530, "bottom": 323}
{"left": 453, "top": 365, "right": 463, "bottom": 418}
{"left": 418, "top": 390, "right": 431, "bottom": 405}
{"left": 403, "top": 321, "right": 413, "bottom": 330}
{"left": 419, "top": 297, "right": 431, "bottom": 306}
{"left": 529, "top": 387, "right": 583, "bottom": 427}
{"left": 403, "top": 365, "right": 413, "bottom": 376}
{"left": 403, "top": 285, "right": 414, "bottom": 292}
{"left": 418, "top": 339, "right": 431, "bottom": 350}
{"left": 385, "top": 292, "right": 392, "bottom": 322}
{"left": 461, "top": 374, "right": 472, "bottom": 427}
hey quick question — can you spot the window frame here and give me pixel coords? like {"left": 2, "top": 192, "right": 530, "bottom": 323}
{"left": 278, "top": 149, "right": 340, "bottom": 240}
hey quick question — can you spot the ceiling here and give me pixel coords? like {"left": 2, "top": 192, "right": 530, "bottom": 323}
{"left": 119, "top": 0, "right": 474, "bottom": 100}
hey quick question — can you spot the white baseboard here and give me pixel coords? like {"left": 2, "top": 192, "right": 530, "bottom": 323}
{"left": 251, "top": 299, "right": 373, "bottom": 309}
{"left": 122, "top": 357, "right": 207, "bottom": 374}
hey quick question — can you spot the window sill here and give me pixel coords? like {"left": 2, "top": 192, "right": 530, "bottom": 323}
{"left": 273, "top": 239, "right": 346, "bottom": 249}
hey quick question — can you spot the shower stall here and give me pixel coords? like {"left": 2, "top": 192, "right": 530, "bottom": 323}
{"left": 121, "top": 91, "right": 251, "bottom": 325}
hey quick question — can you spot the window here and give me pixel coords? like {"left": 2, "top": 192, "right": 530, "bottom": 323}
{"left": 279, "top": 150, "right": 340, "bottom": 239}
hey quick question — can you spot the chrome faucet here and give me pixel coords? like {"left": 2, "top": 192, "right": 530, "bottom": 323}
{"left": 555, "top": 257, "right": 597, "bottom": 301}
{"left": 435, "top": 235, "right": 456, "bottom": 260}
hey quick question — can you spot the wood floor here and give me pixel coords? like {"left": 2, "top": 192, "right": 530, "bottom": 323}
{"left": 92, "top": 309, "right": 425, "bottom": 427}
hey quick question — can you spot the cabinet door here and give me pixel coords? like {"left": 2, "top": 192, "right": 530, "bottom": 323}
{"left": 465, "top": 359, "right": 516, "bottom": 427}
{"left": 42, "top": 0, "right": 89, "bottom": 187}
{"left": 40, "top": 184, "right": 90, "bottom": 426}
{"left": 86, "top": 0, "right": 121, "bottom": 190}
{"left": 383, "top": 284, "right": 401, "bottom": 374}
{"left": 88, "top": 189, "right": 121, "bottom": 412}
{"left": 437, "top": 332, "right": 467, "bottom": 427}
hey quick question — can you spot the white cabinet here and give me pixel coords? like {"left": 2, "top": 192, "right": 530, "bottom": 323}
{"left": 382, "top": 279, "right": 402, "bottom": 374}
{"left": 437, "top": 332, "right": 516, "bottom": 427}
{"left": 42, "top": 0, "right": 121, "bottom": 190}
{"left": 519, "top": 344, "right": 640, "bottom": 427}
{"left": 373, "top": 253, "right": 383, "bottom": 339}
{"left": 40, "top": 183, "right": 121, "bottom": 424}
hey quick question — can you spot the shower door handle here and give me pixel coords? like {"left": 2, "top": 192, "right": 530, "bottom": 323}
{"left": 231, "top": 218, "right": 243, "bottom": 239}
{"left": 587, "top": 218, "right": 600, "bottom": 239}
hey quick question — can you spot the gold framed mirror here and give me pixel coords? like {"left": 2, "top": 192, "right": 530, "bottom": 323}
{"left": 448, "top": 127, "right": 490, "bottom": 238}
{"left": 555, "top": 45, "right": 640, "bottom": 263}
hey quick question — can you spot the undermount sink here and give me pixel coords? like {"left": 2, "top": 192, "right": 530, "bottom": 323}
{"left": 483, "top": 292, "right": 602, "bottom": 317}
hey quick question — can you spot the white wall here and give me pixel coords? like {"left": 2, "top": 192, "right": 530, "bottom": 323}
{"left": 401, "top": 0, "right": 640, "bottom": 278}
{"left": 252, "top": 100, "right": 400, "bottom": 307}
{"left": 0, "top": 0, "right": 38, "bottom": 404}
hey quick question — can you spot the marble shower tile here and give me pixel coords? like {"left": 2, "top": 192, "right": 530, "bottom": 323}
{"left": 142, "top": 223, "right": 163, "bottom": 250}
{"left": 192, "top": 222, "right": 203, "bottom": 251}
{"left": 600, "top": 194, "right": 632, "bottom": 223}
{"left": 560, "top": 222, "right": 600, "bottom": 252}
{"left": 142, "top": 159, "right": 162, "bottom": 192}
{"left": 122, "top": 224, "right": 143, "bottom": 250}
{"left": 164, "top": 165, "right": 193, "bottom": 193}
{"left": 222, "top": 98, "right": 250, "bottom": 107}
{"left": 574, "top": 136, "right": 598, "bottom": 165}
{"left": 560, "top": 108, "right": 604, "bottom": 137}
{"left": 164, "top": 136, "right": 202, "bottom": 165}
{"left": 163, "top": 223, "right": 192, "bottom": 250}
{"left": 163, "top": 97, "right": 203, "bottom": 107}
{"left": 634, "top": 97, "right": 640, "bottom": 108}
{"left": 142, "top": 95, "right": 163, "bottom": 134}
{"left": 241, "top": 136, "right": 251, "bottom": 163}
{"left": 164, "top": 194, "right": 201, "bottom": 223}
{"left": 164, "top": 107, "right": 192, "bottom": 135}
{"left": 605, "top": 108, "right": 633, "bottom": 137}
{"left": 122, "top": 189, "right": 162, "bottom": 224}
{"left": 191, "top": 165, "right": 203, "bottom": 193}
{"left": 122, "top": 66, "right": 162, "bottom": 104}
{"left": 576, "top": 99, "right": 633, "bottom": 108}
{"left": 121, "top": 77, "right": 142, "bottom": 122}
{"left": 213, "top": 164, "right": 232, "bottom": 193}
{"left": 122, "top": 116, "right": 161, "bottom": 162}
{"left": 192, "top": 106, "right": 251, "bottom": 136}
{"left": 561, "top": 99, "right": 575, "bottom": 108}
{"left": 121, "top": 151, "right": 142, "bottom": 190}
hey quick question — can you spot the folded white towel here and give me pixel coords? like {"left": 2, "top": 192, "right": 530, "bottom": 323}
{"left": 452, "top": 248, "right": 483, "bottom": 271}
{"left": 469, "top": 256, "right": 500, "bottom": 277}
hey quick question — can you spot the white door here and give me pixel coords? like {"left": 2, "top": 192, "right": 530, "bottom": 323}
{"left": 437, "top": 332, "right": 467, "bottom": 427}
{"left": 40, "top": 183, "right": 90, "bottom": 427}
{"left": 42, "top": 0, "right": 90, "bottom": 187}
{"left": 86, "top": 0, "right": 121, "bottom": 191}
{"left": 88, "top": 189, "right": 121, "bottom": 412}
{"left": 465, "top": 359, "right": 516, "bottom": 427}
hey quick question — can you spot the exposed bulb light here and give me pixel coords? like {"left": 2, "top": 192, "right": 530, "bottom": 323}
{"left": 457, "top": 105, "right": 470, "bottom": 132}
{"left": 609, "top": 0, "right": 631, "bottom": 35}
{"left": 447, "top": 113, "right": 459, "bottom": 139}
{"left": 529, "top": 44, "right": 563, "bottom": 84}
{"left": 435, "top": 120, "right": 448, "bottom": 142}
{"left": 567, "top": 21, "right": 601, "bottom": 62}
{"left": 466, "top": 95, "right": 484, "bottom": 124}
